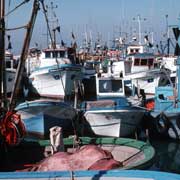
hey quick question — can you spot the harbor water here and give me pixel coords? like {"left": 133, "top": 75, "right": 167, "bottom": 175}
{"left": 149, "top": 138, "right": 180, "bottom": 174}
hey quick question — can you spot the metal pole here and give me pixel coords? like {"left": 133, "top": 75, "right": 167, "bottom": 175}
{"left": 177, "top": 17, "right": 180, "bottom": 103}
{"left": 138, "top": 15, "right": 141, "bottom": 45}
{"left": 0, "top": 0, "right": 3, "bottom": 107}
{"left": 0, "top": 0, "right": 6, "bottom": 109}
{"left": 9, "top": 0, "right": 39, "bottom": 111}
{"left": 166, "top": 15, "right": 170, "bottom": 55}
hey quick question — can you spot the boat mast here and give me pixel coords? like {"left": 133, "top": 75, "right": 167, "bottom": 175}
{"left": 177, "top": 18, "right": 180, "bottom": 101}
{"left": 40, "top": 1, "right": 57, "bottom": 49}
{"left": 9, "top": 0, "right": 39, "bottom": 111}
{"left": 0, "top": 0, "right": 7, "bottom": 109}
{"left": 133, "top": 15, "right": 146, "bottom": 45}
{"left": 137, "top": 15, "right": 142, "bottom": 45}
{"left": 166, "top": 14, "right": 170, "bottom": 56}
{"left": 0, "top": 0, "right": 7, "bottom": 108}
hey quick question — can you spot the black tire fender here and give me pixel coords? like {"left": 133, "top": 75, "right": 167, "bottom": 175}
{"left": 155, "top": 113, "right": 170, "bottom": 134}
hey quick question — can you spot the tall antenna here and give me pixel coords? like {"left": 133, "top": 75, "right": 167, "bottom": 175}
{"left": 45, "top": 1, "right": 58, "bottom": 47}
{"left": 133, "top": 15, "right": 146, "bottom": 45}
{"left": 165, "top": 14, "right": 170, "bottom": 55}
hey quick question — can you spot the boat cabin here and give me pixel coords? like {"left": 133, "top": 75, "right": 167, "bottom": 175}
{"left": 42, "top": 46, "right": 68, "bottom": 59}
{"left": 125, "top": 53, "right": 160, "bottom": 73}
{"left": 126, "top": 45, "right": 144, "bottom": 55}
{"left": 96, "top": 74, "right": 125, "bottom": 99}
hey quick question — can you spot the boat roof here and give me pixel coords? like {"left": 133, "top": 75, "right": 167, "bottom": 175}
{"left": 42, "top": 46, "right": 67, "bottom": 52}
{"left": 127, "top": 53, "right": 155, "bottom": 58}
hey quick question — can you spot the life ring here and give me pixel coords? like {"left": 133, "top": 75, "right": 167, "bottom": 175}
{"left": 155, "top": 113, "right": 170, "bottom": 134}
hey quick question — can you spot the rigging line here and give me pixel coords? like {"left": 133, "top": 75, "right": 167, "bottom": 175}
{"left": 5, "top": 25, "right": 28, "bottom": 31}
{"left": 40, "top": 0, "right": 54, "bottom": 47}
{"left": 3, "top": 0, "right": 31, "bottom": 20}
{"left": 6, "top": 0, "right": 11, "bottom": 28}
{"left": 8, "top": 0, "right": 11, "bottom": 7}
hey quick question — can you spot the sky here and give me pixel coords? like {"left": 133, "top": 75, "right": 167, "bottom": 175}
{"left": 4, "top": 0, "right": 180, "bottom": 54}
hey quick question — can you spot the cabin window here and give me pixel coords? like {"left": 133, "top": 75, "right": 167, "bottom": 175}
{"left": 140, "top": 59, "right": 147, "bottom": 66}
{"left": 130, "top": 49, "right": 134, "bottom": 53}
{"left": 134, "top": 58, "right": 140, "bottom": 66}
{"left": 6, "top": 61, "right": 11, "bottom": 68}
{"left": 45, "top": 52, "right": 51, "bottom": 58}
{"left": 99, "top": 80, "right": 111, "bottom": 92}
{"left": 148, "top": 58, "right": 154, "bottom": 66}
{"left": 60, "top": 51, "right": 65, "bottom": 58}
{"left": 52, "top": 52, "right": 59, "bottom": 58}
{"left": 99, "top": 79, "right": 123, "bottom": 93}
{"left": 158, "top": 94, "right": 165, "bottom": 100}
{"left": 135, "top": 49, "right": 139, "bottom": 53}
{"left": 111, "top": 80, "right": 123, "bottom": 92}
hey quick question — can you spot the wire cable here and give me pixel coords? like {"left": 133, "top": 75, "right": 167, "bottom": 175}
{"left": 4, "top": 0, "right": 31, "bottom": 19}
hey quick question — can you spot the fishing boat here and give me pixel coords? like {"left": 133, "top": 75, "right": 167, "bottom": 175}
{"left": 27, "top": 45, "right": 83, "bottom": 100}
{"left": 15, "top": 99, "right": 78, "bottom": 139}
{"left": 149, "top": 22, "right": 180, "bottom": 140}
{"left": 0, "top": 170, "right": 179, "bottom": 180}
{"left": 79, "top": 72, "right": 145, "bottom": 138}
{"left": 25, "top": 2, "right": 84, "bottom": 100}
{"left": 116, "top": 52, "right": 170, "bottom": 98}
{"left": 2, "top": 136, "right": 155, "bottom": 172}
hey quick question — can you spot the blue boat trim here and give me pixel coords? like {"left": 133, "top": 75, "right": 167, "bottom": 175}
{"left": 15, "top": 100, "right": 73, "bottom": 111}
{"left": 0, "top": 170, "right": 179, "bottom": 179}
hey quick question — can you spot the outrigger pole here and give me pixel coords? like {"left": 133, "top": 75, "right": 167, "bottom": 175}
{"left": 9, "top": 0, "right": 39, "bottom": 111}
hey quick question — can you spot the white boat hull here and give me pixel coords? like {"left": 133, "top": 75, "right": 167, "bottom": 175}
{"left": 82, "top": 109, "right": 144, "bottom": 137}
{"left": 29, "top": 66, "right": 82, "bottom": 99}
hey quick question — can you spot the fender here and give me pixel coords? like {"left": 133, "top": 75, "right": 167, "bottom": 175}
{"left": 155, "top": 113, "right": 170, "bottom": 134}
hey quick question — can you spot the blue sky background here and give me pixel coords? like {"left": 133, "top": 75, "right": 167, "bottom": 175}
{"left": 5, "top": 0, "right": 180, "bottom": 54}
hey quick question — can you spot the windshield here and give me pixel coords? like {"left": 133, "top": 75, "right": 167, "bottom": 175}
{"left": 99, "top": 79, "right": 123, "bottom": 93}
